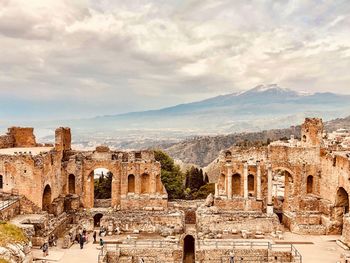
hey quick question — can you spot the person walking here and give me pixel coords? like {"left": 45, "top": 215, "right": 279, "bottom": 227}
{"left": 79, "top": 234, "right": 84, "bottom": 249}
{"left": 41, "top": 242, "right": 49, "bottom": 257}
{"left": 93, "top": 230, "right": 97, "bottom": 243}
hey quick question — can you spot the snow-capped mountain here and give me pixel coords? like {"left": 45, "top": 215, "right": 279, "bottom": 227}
{"left": 41, "top": 84, "right": 350, "bottom": 136}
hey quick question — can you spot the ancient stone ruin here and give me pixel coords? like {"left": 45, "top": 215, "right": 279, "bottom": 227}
{"left": 1, "top": 118, "right": 350, "bottom": 262}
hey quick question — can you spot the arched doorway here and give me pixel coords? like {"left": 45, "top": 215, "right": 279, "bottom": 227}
{"left": 248, "top": 174, "right": 254, "bottom": 196}
{"left": 42, "top": 185, "right": 52, "bottom": 212}
{"left": 0, "top": 175, "right": 3, "bottom": 189}
{"left": 128, "top": 174, "right": 135, "bottom": 193}
{"left": 183, "top": 235, "right": 195, "bottom": 263}
{"left": 232, "top": 173, "right": 241, "bottom": 196}
{"left": 335, "top": 187, "right": 349, "bottom": 233}
{"left": 307, "top": 175, "right": 313, "bottom": 194}
{"left": 92, "top": 168, "right": 113, "bottom": 207}
{"left": 68, "top": 174, "right": 75, "bottom": 194}
{"left": 272, "top": 169, "right": 294, "bottom": 223}
{"left": 94, "top": 213, "right": 103, "bottom": 227}
{"left": 141, "top": 173, "right": 150, "bottom": 194}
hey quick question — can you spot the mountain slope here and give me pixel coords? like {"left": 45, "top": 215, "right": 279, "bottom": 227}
{"left": 64, "top": 84, "right": 350, "bottom": 134}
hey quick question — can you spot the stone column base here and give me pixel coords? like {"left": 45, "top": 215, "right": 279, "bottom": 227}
{"left": 267, "top": 205, "right": 274, "bottom": 215}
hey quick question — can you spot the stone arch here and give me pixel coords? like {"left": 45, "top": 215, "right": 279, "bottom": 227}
{"left": 307, "top": 175, "right": 314, "bottom": 194}
{"left": 183, "top": 235, "right": 195, "bottom": 263}
{"left": 272, "top": 168, "right": 295, "bottom": 214}
{"left": 94, "top": 213, "right": 103, "bottom": 227}
{"left": 335, "top": 187, "right": 349, "bottom": 233}
{"left": 248, "top": 174, "right": 254, "bottom": 193}
{"left": 141, "top": 173, "right": 150, "bottom": 194}
{"left": 90, "top": 168, "right": 114, "bottom": 207}
{"left": 225, "top": 150, "right": 232, "bottom": 158}
{"left": 0, "top": 174, "right": 3, "bottom": 189}
{"left": 68, "top": 174, "right": 75, "bottom": 194}
{"left": 42, "top": 184, "right": 52, "bottom": 212}
{"left": 336, "top": 187, "right": 349, "bottom": 213}
{"left": 156, "top": 174, "right": 162, "bottom": 193}
{"left": 128, "top": 174, "right": 135, "bottom": 193}
{"left": 232, "top": 173, "right": 241, "bottom": 196}
{"left": 83, "top": 161, "right": 119, "bottom": 208}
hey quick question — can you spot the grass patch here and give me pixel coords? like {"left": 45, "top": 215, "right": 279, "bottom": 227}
{"left": 0, "top": 259, "right": 10, "bottom": 263}
{"left": 0, "top": 221, "right": 28, "bottom": 247}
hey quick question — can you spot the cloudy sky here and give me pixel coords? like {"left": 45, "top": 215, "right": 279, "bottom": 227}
{"left": 0, "top": 0, "right": 350, "bottom": 121}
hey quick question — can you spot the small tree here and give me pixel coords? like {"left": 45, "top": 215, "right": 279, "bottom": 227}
{"left": 154, "top": 150, "right": 185, "bottom": 199}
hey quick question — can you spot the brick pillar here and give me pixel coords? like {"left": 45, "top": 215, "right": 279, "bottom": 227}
{"left": 151, "top": 173, "right": 156, "bottom": 195}
{"left": 135, "top": 164, "right": 141, "bottom": 195}
{"left": 256, "top": 161, "right": 262, "bottom": 201}
{"left": 243, "top": 162, "right": 248, "bottom": 199}
{"left": 226, "top": 164, "right": 232, "bottom": 200}
{"left": 267, "top": 164, "right": 273, "bottom": 215}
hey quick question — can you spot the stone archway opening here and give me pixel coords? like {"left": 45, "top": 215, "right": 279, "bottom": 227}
{"left": 232, "top": 173, "right": 241, "bottom": 196}
{"left": 248, "top": 174, "right": 254, "bottom": 196}
{"left": 335, "top": 187, "right": 349, "bottom": 233}
{"left": 128, "top": 174, "right": 135, "bottom": 193}
{"left": 183, "top": 235, "right": 195, "bottom": 263}
{"left": 272, "top": 169, "right": 294, "bottom": 223}
{"left": 307, "top": 175, "right": 313, "bottom": 194}
{"left": 42, "top": 184, "right": 52, "bottom": 212}
{"left": 92, "top": 168, "right": 113, "bottom": 207}
{"left": 141, "top": 173, "right": 150, "bottom": 194}
{"left": 68, "top": 174, "right": 75, "bottom": 194}
{"left": 0, "top": 174, "right": 3, "bottom": 190}
{"left": 94, "top": 213, "right": 103, "bottom": 227}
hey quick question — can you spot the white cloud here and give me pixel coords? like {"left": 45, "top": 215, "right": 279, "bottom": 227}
{"left": 0, "top": 0, "right": 349, "bottom": 120}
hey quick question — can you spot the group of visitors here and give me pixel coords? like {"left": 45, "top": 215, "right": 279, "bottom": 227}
{"left": 40, "top": 227, "right": 107, "bottom": 257}
{"left": 77, "top": 228, "right": 88, "bottom": 249}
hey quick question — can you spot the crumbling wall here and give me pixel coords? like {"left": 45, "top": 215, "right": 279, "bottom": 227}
{"left": 55, "top": 127, "right": 71, "bottom": 151}
{"left": 7, "top": 127, "right": 36, "bottom": 147}
{"left": 0, "top": 127, "right": 36, "bottom": 149}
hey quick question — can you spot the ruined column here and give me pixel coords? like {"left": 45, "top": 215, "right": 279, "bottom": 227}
{"left": 243, "top": 162, "right": 248, "bottom": 199}
{"left": 256, "top": 161, "right": 262, "bottom": 201}
{"left": 135, "top": 163, "right": 141, "bottom": 195}
{"left": 214, "top": 183, "right": 219, "bottom": 198}
{"left": 226, "top": 163, "right": 233, "bottom": 200}
{"left": 267, "top": 163, "right": 273, "bottom": 215}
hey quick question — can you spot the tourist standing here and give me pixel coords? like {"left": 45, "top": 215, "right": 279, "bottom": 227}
{"left": 41, "top": 242, "right": 49, "bottom": 257}
{"left": 99, "top": 238, "right": 104, "bottom": 247}
{"left": 79, "top": 234, "right": 84, "bottom": 249}
{"left": 93, "top": 230, "right": 97, "bottom": 243}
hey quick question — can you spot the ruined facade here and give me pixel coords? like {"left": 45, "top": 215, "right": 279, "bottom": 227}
{"left": 214, "top": 118, "right": 350, "bottom": 247}
{"left": 2, "top": 118, "right": 350, "bottom": 262}
{"left": 0, "top": 127, "right": 167, "bottom": 212}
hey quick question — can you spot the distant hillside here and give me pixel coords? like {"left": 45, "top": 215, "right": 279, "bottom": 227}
{"left": 164, "top": 115, "right": 350, "bottom": 167}
{"left": 163, "top": 126, "right": 301, "bottom": 167}
{"left": 325, "top": 116, "right": 350, "bottom": 132}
